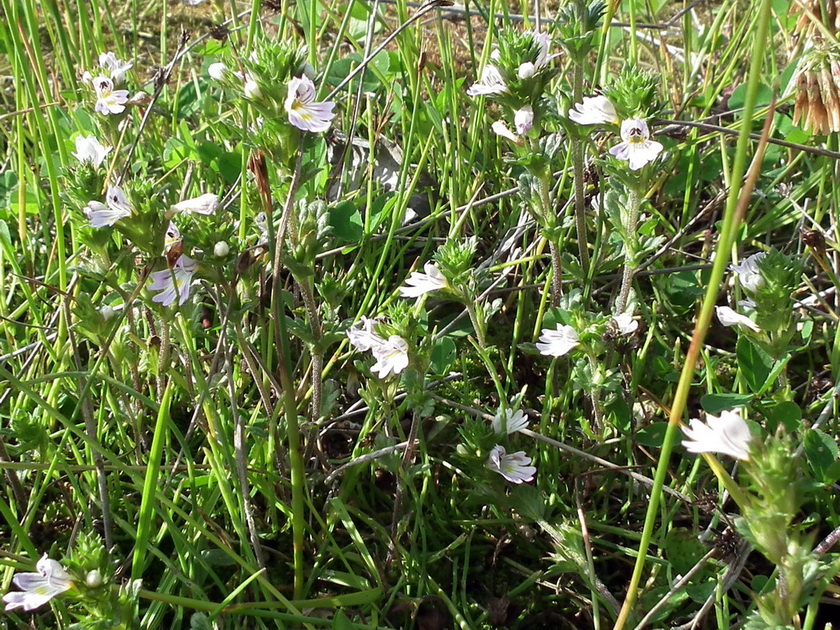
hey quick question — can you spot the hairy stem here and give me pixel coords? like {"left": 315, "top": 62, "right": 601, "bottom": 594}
{"left": 615, "top": 187, "right": 642, "bottom": 315}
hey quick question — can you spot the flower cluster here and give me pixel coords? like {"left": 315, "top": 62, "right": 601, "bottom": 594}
{"left": 347, "top": 317, "right": 410, "bottom": 378}
{"left": 84, "top": 52, "right": 132, "bottom": 116}
{"left": 568, "top": 95, "right": 663, "bottom": 170}
{"left": 398, "top": 262, "right": 449, "bottom": 299}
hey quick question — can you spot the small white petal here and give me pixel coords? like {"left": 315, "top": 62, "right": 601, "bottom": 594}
{"left": 398, "top": 263, "right": 448, "bottom": 298}
{"left": 346, "top": 317, "right": 385, "bottom": 353}
{"left": 147, "top": 255, "right": 198, "bottom": 307}
{"left": 681, "top": 409, "right": 752, "bottom": 460}
{"left": 491, "top": 120, "right": 520, "bottom": 144}
{"left": 716, "top": 306, "right": 760, "bottom": 332}
{"left": 72, "top": 135, "right": 111, "bottom": 167}
{"left": 568, "top": 95, "right": 619, "bottom": 126}
{"left": 612, "top": 312, "right": 639, "bottom": 336}
{"left": 285, "top": 75, "right": 336, "bottom": 132}
{"left": 171, "top": 193, "right": 220, "bottom": 215}
{"left": 536, "top": 324, "right": 579, "bottom": 357}
{"left": 730, "top": 252, "right": 766, "bottom": 293}
{"left": 492, "top": 409, "right": 529, "bottom": 435}
{"left": 466, "top": 65, "right": 508, "bottom": 97}
{"left": 517, "top": 62, "right": 536, "bottom": 79}
{"left": 208, "top": 62, "right": 228, "bottom": 80}
{"left": 487, "top": 445, "right": 536, "bottom": 484}
{"left": 514, "top": 105, "right": 534, "bottom": 135}
{"left": 370, "top": 335, "right": 409, "bottom": 378}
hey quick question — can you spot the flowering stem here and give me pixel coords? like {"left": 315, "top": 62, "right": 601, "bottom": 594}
{"left": 536, "top": 172, "right": 562, "bottom": 306}
{"left": 548, "top": 240, "right": 563, "bottom": 306}
{"left": 299, "top": 277, "right": 324, "bottom": 422}
{"left": 612, "top": 0, "right": 775, "bottom": 626}
{"left": 615, "top": 186, "right": 642, "bottom": 315}
{"left": 571, "top": 60, "right": 591, "bottom": 281}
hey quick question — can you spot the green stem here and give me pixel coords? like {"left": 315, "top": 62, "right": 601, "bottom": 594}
{"left": 612, "top": 1, "right": 775, "bottom": 627}
{"left": 615, "top": 187, "right": 642, "bottom": 315}
{"left": 571, "top": 60, "right": 591, "bottom": 281}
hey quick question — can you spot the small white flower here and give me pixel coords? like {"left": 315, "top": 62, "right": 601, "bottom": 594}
{"left": 568, "top": 95, "right": 619, "bottom": 126}
{"left": 398, "top": 262, "right": 448, "bottom": 299}
{"left": 2, "top": 554, "right": 73, "bottom": 612}
{"left": 285, "top": 76, "right": 336, "bottom": 133}
{"left": 536, "top": 324, "right": 580, "bottom": 357}
{"left": 716, "top": 305, "right": 760, "bottom": 332}
{"left": 213, "top": 241, "right": 230, "bottom": 257}
{"left": 346, "top": 316, "right": 385, "bottom": 353}
{"left": 681, "top": 409, "right": 752, "bottom": 461}
{"left": 515, "top": 105, "right": 534, "bottom": 135}
{"left": 612, "top": 312, "right": 639, "bottom": 336}
{"left": 93, "top": 76, "right": 129, "bottom": 115}
{"left": 730, "top": 252, "right": 766, "bottom": 293}
{"left": 492, "top": 408, "right": 529, "bottom": 435}
{"left": 164, "top": 222, "right": 181, "bottom": 251}
{"left": 147, "top": 254, "right": 198, "bottom": 307}
{"left": 171, "top": 193, "right": 220, "bottom": 215}
{"left": 72, "top": 135, "right": 111, "bottom": 167}
{"left": 84, "top": 185, "right": 132, "bottom": 228}
{"left": 608, "top": 119, "right": 663, "bottom": 171}
{"left": 487, "top": 445, "right": 536, "bottom": 484}
{"left": 370, "top": 335, "right": 409, "bottom": 378}
{"left": 528, "top": 31, "right": 552, "bottom": 68}
{"left": 208, "top": 62, "right": 228, "bottom": 81}
{"left": 466, "top": 65, "right": 508, "bottom": 97}
{"left": 99, "top": 305, "right": 116, "bottom": 321}
{"left": 491, "top": 120, "right": 521, "bottom": 144}
{"left": 98, "top": 51, "right": 132, "bottom": 85}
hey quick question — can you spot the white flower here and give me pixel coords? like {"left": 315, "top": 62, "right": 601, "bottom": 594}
{"left": 398, "top": 262, "right": 448, "bottom": 298}
{"left": 514, "top": 105, "right": 534, "bottom": 135}
{"left": 730, "top": 252, "right": 766, "bottom": 293}
{"left": 208, "top": 62, "right": 228, "bottom": 81}
{"left": 487, "top": 445, "right": 536, "bottom": 484}
{"left": 608, "top": 118, "right": 664, "bottom": 170}
{"left": 716, "top": 305, "right": 760, "bottom": 332}
{"left": 529, "top": 31, "right": 551, "bottom": 68}
{"left": 2, "top": 554, "right": 73, "bottom": 612}
{"left": 492, "top": 408, "right": 529, "bottom": 435}
{"left": 98, "top": 51, "right": 132, "bottom": 85}
{"left": 213, "top": 241, "right": 230, "bottom": 257}
{"left": 491, "top": 120, "right": 522, "bottom": 144}
{"left": 466, "top": 65, "right": 508, "bottom": 97}
{"left": 93, "top": 76, "right": 129, "bottom": 115}
{"left": 171, "top": 193, "right": 220, "bottom": 215}
{"left": 285, "top": 76, "right": 336, "bottom": 133}
{"left": 85, "top": 569, "right": 103, "bottom": 588}
{"left": 99, "top": 305, "right": 117, "bottom": 321}
{"left": 612, "top": 312, "right": 639, "bottom": 336}
{"left": 370, "top": 335, "right": 409, "bottom": 378}
{"left": 164, "top": 222, "right": 181, "bottom": 250}
{"left": 84, "top": 185, "right": 132, "bottom": 228}
{"left": 72, "top": 135, "right": 111, "bottom": 167}
{"left": 346, "top": 316, "right": 385, "bottom": 353}
{"left": 147, "top": 254, "right": 198, "bottom": 306}
{"left": 568, "top": 95, "right": 619, "bottom": 125}
{"left": 536, "top": 324, "right": 580, "bottom": 357}
{"left": 681, "top": 409, "right": 752, "bottom": 461}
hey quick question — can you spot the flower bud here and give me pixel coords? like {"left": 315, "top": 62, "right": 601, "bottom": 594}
{"left": 214, "top": 241, "right": 230, "bottom": 257}
{"left": 99, "top": 305, "right": 116, "bottom": 321}
{"left": 85, "top": 569, "right": 103, "bottom": 588}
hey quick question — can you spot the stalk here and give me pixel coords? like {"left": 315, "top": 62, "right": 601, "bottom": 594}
{"left": 571, "top": 59, "right": 591, "bottom": 281}
{"left": 612, "top": 2, "right": 775, "bottom": 627}
{"left": 615, "top": 187, "right": 642, "bottom": 315}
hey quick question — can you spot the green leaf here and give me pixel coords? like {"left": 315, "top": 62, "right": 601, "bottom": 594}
{"left": 332, "top": 610, "right": 354, "bottom": 630}
{"left": 190, "top": 613, "right": 213, "bottom": 630}
{"left": 766, "top": 401, "right": 801, "bottom": 434}
{"left": 329, "top": 201, "right": 363, "bottom": 242}
{"left": 636, "top": 422, "right": 668, "bottom": 448}
{"left": 700, "top": 394, "right": 752, "bottom": 415}
{"left": 736, "top": 336, "right": 772, "bottom": 393}
{"left": 430, "top": 337, "right": 456, "bottom": 375}
{"left": 804, "top": 429, "right": 839, "bottom": 483}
